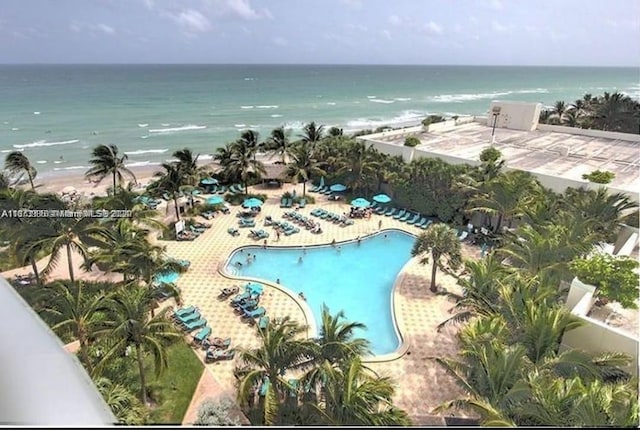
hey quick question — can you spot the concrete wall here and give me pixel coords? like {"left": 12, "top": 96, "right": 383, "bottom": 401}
{"left": 366, "top": 140, "right": 415, "bottom": 163}
{"left": 538, "top": 124, "right": 640, "bottom": 142}
{"left": 561, "top": 277, "right": 639, "bottom": 377}
{"left": 413, "top": 147, "right": 480, "bottom": 167}
{"left": 487, "top": 101, "right": 542, "bottom": 131}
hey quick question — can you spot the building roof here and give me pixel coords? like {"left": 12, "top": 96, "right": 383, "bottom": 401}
{"left": 374, "top": 121, "right": 640, "bottom": 196}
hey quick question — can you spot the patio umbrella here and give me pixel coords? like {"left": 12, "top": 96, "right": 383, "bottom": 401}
{"left": 247, "top": 282, "right": 264, "bottom": 295}
{"left": 372, "top": 193, "right": 392, "bottom": 204}
{"left": 350, "top": 197, "right": 371, "bottom": 208}
{"left": 206, "top": 195, "right": 225, "bottom": 205}
{"left": 242, "top": 197, "right": 264, "bottom": 208}
{"left": 200, "top": 177, "right": 218, "bottom": 185}
{"left": 329, "top": 183, "right": 347, "bottom": 192}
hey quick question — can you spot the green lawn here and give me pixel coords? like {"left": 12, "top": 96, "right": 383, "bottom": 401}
{"left": 146, "top": 341, "right": 204, "bottom": 424}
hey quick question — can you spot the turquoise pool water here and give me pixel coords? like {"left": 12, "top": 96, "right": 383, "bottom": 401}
{"left": 225, "top": 230, "right": 416, "bottom": 355}
{"left": 155, "top": 271, "right": 180, "bottom": 284}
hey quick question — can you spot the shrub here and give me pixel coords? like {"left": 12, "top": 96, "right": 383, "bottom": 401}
{"left": 404, "top": 136, "right": 420, "bottom": 147}
{"left": 570, "top": 252, "right": 639, "bottom": 309}
{"left": 582, "top": 170, "right": 615, "bottom": 184}
{"left": 193, "top": 397, "right": 241, "bottom": 426}
{"left": 422, "top": 115, "right": 445, "bottom": 126}
{"left": 225, "top": 193, "right": 267, "bottom": 206}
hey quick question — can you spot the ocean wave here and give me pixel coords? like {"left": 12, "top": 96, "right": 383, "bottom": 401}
{"left": 234, "top": 124, "right": 247, "bottom": 128}
{"left": 345, "top": 110, "right": 425, "bottom": 130}
{"left": 369, "top": 99, "right": 395, "bottom": 104}
{"left": 430, "top": 88, "right": 549, "bottom": 103}
{"left": 394, "top": 97, "right": 412, "bottom": 101}
{"left": 199, "top": 154, "right": 213, "bottom": 161}
{"left": 53, "top": 160, "right": 63, "bottom": 164}
{"left": 36, "top": 160, "right": 47, "bottom": 164}
{"left": 367, "top": 96, "right": 377, "bottom": 99}
{"left": 240, "top": 106, "right": 254, "bottom": 109}
{"left": 148, "top": 125, "right": 207, "bottom": 133}
{"left": 53, "top": 165, "right": 88, "bottom": 171}
{"left": 124, "top": 161, "right": 161, "bottom": 168}
{"left": 327, "top": 102, "right": 337, "bottom": 105}
{"left": 161, "top": 123, "right": 170, "bottom": 126}
{"left": 140, "top": 135, "right": 149, "bottom": 139}
{"left": 11, "top": 128, "right": 19, "bottom": 131}
{"left": 125, "top": 149, "right": 168, "bottom": 155}
{"left": 270, "top": 114, "right": 283, "bottom": 118}
{"left": 34, "top": 111, "right": 41, "bottom": 115}
{"left": 1, "top": 148, "right": 24, "bottom": 153}
{"left": 256, "top": 105, "right": 279, "bottom": 109}
{"left": 13, "top": 139, "right": 79, "bottom": 149}
{"left": 244, "top": 78, "right": 255, "bottom": 81}
{"left": 138, "top": 123, "right": 149, "bottom": 127}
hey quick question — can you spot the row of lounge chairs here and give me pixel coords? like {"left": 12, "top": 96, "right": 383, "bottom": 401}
{"left": 228, "top": 283, "right": 269, "bottom": 325}
{"left": 310, "top": 208, "right": 354, "bottom": 227}
{"left": 373, "top": 204, "right": 434, "bottom": 230}
{"left": 172, "top": 305, "right": 236, "bottom": 362}
{"left": 281, "top": 211, "right": 323, "bottom": 233}
{"left": 249, "top": 229, "right": 270, "bottom": 240}
{"left": 171, "top": 305, "right": 208, "bottom": 333}
{"left": 201, "top": 206, "right": 230, "bottom": 220}
{"left": 271, "top": 220, "right": 301, "bottom": 235}
{"left": 309, "top": 185, "right": 334, "bottom": 195}
{"left": 238, "top": 217, "right": 256, "bottom": 228}
{"left": 134, "top": 195, "right": 161, "bottom": 209}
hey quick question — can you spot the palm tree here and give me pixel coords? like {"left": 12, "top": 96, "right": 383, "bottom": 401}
{"left": 95, "top": 377, "right": 148, "bottom": 425}
{"left": 41, "top": 280, "right": 110, "bottom": 374}
{"left": 335, "top": 141, "right": 380, "bottom": 195}
{"left": 236, "top": 316, "right": 316, "bottom": 425}
{"left": 327, "top": 126, "right": 344, "bottom": 137}
{"left": 85, "top": 144, "right": 136, "bottom": 195}
{"left": 172, "top": 148, "right": 202, "bottom": 186}
{"left": 478, "top": 146, "right": 505, "bottom": 182}
{"left": 267, "top": 126, "right": 290, "bottom": 164}
{"left": 153, "top": 162, "right": 184, "bottom": 222}
{"left": 227, "top": 139, "right": 266, "bottom": 197}
{"left": 299, "top": 121, "right": 325, "bottom": 146}
{"left": 411, "top": 223, "right": 462, "bottom": 293}
{"left": 98, "top": 284, "right": 181, "bottom": 405}
{"left": 551, "top": 101, "right": 567, "bottom": 124}
{"left": 284, "top": 142, "right": 325, "bottom": 197}
{"left": 32, "top": 216, "right": 108, "bottom": 283}
{"left": 4, "top": 151, "right": 37, "bottom": 190}
{"left": 314, "top": 305, "right": 371, "bottom": 363}
{"left": 308, "top": 358, "right": 411, "bottom": 426}
{"left": 239, "top": 129, "right": 262, "bottom": 161}
{"left": 595, "top": 91, "right": 630, "bottom": 131}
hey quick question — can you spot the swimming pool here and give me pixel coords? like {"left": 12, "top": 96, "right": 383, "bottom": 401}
{"left": 224, "top": 230, "right": 415, "bottom": 355}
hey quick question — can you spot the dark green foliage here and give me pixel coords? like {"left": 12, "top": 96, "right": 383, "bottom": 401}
{"left": 404, "top": 136, "right": 420, "bottom": 147}
{"left": 582, "top": 170, "right": 616, "bottom": 184}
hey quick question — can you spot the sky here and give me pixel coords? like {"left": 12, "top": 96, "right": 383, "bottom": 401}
{"left": 1, "top": 0, "right": 639, "bottom": 66}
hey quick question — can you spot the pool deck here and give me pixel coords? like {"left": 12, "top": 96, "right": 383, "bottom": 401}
{"left": 160, "top": 184, "right": 474, "bottom": 422}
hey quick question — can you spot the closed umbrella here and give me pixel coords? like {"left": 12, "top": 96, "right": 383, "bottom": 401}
{"left": 242, "top": 197, "right": 264, "bottom": 208}
{"left": 329, "top": 183, "right": 347, "bottom": 192}
{"left": 372, "top": 193, "right": 392, "bottom": 204}
{"left": 350, "top": 197, "right": 371, "bottom": 208}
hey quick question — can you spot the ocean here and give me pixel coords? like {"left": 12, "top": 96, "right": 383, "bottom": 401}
{"left": 1, "top": 64, "right": 638, "bottom": 178}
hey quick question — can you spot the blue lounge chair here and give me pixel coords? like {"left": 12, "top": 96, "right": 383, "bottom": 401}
{"left": 421, "top": 219, "right": 434, "bottom": 230}
{"left": 406, "top": 213, "right": 420, "bottom": 224}
{"left": 393, "top": 209, "right": 406, "bottom": 220}
{"left": 172, "top": 305, "right": 196, "bottom": 319}
{"left": 233, "top": 298, "right": 259, "bottom": 312}
{"left": 259, "top": 377, "right": 271, "bottom": 396}
{"left": 458, "top": 230, "right": 469, "bottom": 241}
{"left": 231, "top": 291, "right": 251, "bottom": 304}
{"left": 280, "top": 197, "right": 288, "bottom": 208}
{"left": 298, "top": 198, "right": 306, "bottom": 208}
{"left": 399, "top": 211, "right": 412, "bottom": 222}
{"left": 258, "top": 316, "right": 270, "bottom": 330}
{"left": 414, "top": 217, "right": 427, "bottom": 228}
{"left": 242, "top": 306, "right": 266, "bottom": 320}
{"left": 384, "top": 207, "right": 397, "bottom": 216}
{"left": 177, "top": 311, "right": 201, "bottom": 325}
{"left": 193, "top": 326, "right": 211, "bottom": 344}
{"left": 183, "top": 318, "right": 207, "bottom": 332}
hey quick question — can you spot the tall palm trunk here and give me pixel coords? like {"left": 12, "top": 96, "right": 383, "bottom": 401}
{"left": 173, "top": 194, "right": 180, "bottom": 222}
{"left": 496, "top": 213, "right": 504, "bottom": 232}
{"left": 112, "top": 171, "right": 117, "bottom": 196}
{"left": 66, "top": 243, "right": 75, "bottom": 283}
{"left": 29, "top": 257, "right": 42, "bottom": 287}
{"left": 430, "top": 251, "right": 439, "bottom": 293}
{"left": 78, "top": 330, "right": 94, "bottom": 375}
{"left": 302, "top": 181, "right": 306, "bottom": 197}
{"left": 136, "top": 344, "right": 148, "bottom": 405}
{"left": 27, "top": 171, "right": 35, "bottom": 191}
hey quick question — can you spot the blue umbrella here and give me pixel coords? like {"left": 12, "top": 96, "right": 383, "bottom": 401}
{"left": 206, "top": 195, "right": 225, "bottom": 205}
{"left": 246, "top": 282, "right": 264, "bottom": 295}
{"left": 243, "top": 197, "right": 264, "bottom": 208}
{"left": 329, "top": 183, "right": 347, "bottom": 192}
{"left": 372, "top": 193, "right": 392, "bottom": 204}
{"left": 200, "top": 177, "right": 218, "bottom": 185}
{"left": 350, "top": 197, "right": 371, "bottom": 208}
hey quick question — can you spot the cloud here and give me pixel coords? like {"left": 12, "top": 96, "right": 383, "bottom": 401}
{"left": 484, "top": 0, "right": 503, "bottom": 11}
{"left": 382, "top": 29, "right": 392, "bottom": 40}
{"left": 170, "top": 9, "right": 212, "bottom": 33}
{"left": 70, "top": 22, "right": 116, "bottom": 35}
{"left": 142, "top": 0, "right": 154, "bottom": 10}
{"left": 203, "top": 0, "right": 272, "bottom": 21}
{"left": 424, "top": 21, "right": 443, "bottom": 36}
{"left": 491, "top": 21, "right": 509, "bottom": 32}
{"left": 225, "top": 0, "right": 260, "bottom": 20}
{"left": 340, "top": 0, "right": 363, "bottom": 9}
{"left": 388, "top": 15, "right": 402, "bottom": 26}
{"left": 272, "top": 36, "right": 288, "bottom": 46}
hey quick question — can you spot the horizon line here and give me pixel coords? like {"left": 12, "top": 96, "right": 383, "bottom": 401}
{"left": 0, "top": 62, "right": 638, "bottom": 68}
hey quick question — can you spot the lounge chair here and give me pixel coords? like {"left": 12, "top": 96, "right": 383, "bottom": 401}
{"left": 205, "top": 348, "right": 235, "bottom": 362}
{"left": 393, "top": 209, "right": 406, "bottom": 220}
{"left": 414, "top": 217, "right": 427, "bottom": 228}
{"left": 280, "top": 197, "right": 288, "bottom": 208}
{"left": 193, "top": 326, "right": 212, "bottom": 345}
{"left": 231, "top": 291, "right": 251, "bottom": 304}
{"left": 183, "top": 318, "right": 207, "bottom": 332}
{"left": 172, "top": 305, "right": 197, "bottom": 319}
{"left": 218, "top": 286, "right": 239, "bottom": 299}
{"left": 398, "top": 211, "right": 412, "bottom": 222}
{"left": 458, "top": 230, "right": 469, "bottom": 241}
{"left": 406, "top": 213, "right": 421, "bottom": 224}
{"left": 258, "top": 316, "right": 270, "bottom": 330}
{"left": 384, "top": 207, "right": 397, "bottom": 216}
{"left": 227, "top": 227, "right": 240, "bottom": 236}
{"left": 421, "top": 219, "right": 433, "bottom": 230}
{"left": 298, "top": 198, "right": 306, "bottom": 208}
{"left": 190, "top": 225, "right": 206, "bottom": 234}
{"left": 233, "top": 299, "right": 259, "bottom": 313}
{"left": 241, "top": 306, "right": 266, "bottom": 321}
{"left": 203, "top": 337, "right": 232, "bottom": 350}
{"left": 177, "top": 311, "right": 201, "bottom": 325}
